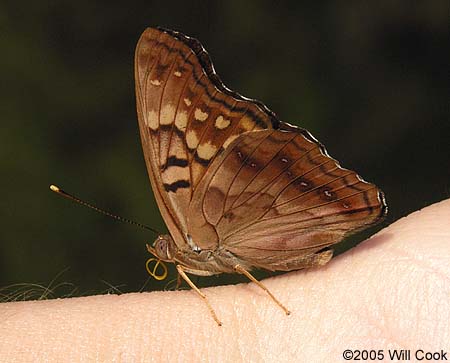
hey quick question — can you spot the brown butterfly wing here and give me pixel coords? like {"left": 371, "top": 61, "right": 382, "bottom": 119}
{"left": 135, "top": 27, "right": 386, "bottom": 271}
{"left": 188, "top": 125, "right": 386, "bottom": 271}
{"left": 135, "top": 27, "right": 276, "bottom": 248}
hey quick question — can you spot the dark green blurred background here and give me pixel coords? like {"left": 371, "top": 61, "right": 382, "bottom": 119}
{"left": 1, "top": 1, "right": 448, "bottom": 298}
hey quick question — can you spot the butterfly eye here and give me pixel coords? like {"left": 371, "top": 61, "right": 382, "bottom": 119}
{"left": 153, "top": 236, "right": 171, "bottom": 260}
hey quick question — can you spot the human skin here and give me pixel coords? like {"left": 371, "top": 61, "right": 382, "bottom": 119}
{"left": 1, "top": 199, "right": 449, "bottom": 362}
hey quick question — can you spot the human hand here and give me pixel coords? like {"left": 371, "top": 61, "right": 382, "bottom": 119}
{"left": 1, "top": 199, "right": 449, "bottom": 362}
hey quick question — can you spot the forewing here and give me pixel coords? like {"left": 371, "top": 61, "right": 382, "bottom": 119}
{"left": 135, "top": 27, "right": 276, "bottom": 244}
{"left": 188, "top": 126, "right": 386, "bottom": 269}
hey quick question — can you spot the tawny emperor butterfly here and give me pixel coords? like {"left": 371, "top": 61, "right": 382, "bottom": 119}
{"left": 136, "top": 27, "right": 387, "bottom": 325}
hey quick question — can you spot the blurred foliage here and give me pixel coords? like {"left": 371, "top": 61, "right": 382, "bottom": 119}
{"left": 1, "top": 1, "right": 448, "bottom": 295}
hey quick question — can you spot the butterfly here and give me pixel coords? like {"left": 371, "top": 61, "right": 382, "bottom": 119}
{"left": 135, "top": 27, "right": 387, "bottom": 325}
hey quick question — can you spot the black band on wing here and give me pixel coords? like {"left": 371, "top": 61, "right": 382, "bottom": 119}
{"left": 161, "top": 156, "right": 189, "bottom": 170}
{"left": 194, "top": 152, "right": 211, "bottom": 167}
{"left": 163, "top": 180, "right": 190, "bottom": 192}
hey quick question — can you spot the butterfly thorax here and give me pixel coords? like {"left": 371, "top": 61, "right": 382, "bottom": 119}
{"left": 152, "top": 234, "right": 247, "bottom": 274}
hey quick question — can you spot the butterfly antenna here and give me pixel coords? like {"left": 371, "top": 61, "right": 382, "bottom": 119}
{"left": 49, "top": 184, "right": 161, "bottom": 235}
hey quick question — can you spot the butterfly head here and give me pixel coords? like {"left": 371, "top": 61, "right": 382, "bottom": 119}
{"left": 147, "top": 234, "right": 176, "bottom": 262}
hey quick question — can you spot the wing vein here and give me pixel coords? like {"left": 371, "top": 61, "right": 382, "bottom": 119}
{"left": 226, "top": 132, "right": 301, "bottom": 212}
{"left": 140, "top": 31, "right": 165, "bottom": 158}
{"left": 157, "top": 37, "right": 180, "bottom": 166}
{"left": 265, "top": 185, "right": 378, "bottom": 221}
{"left": 215, "top": 130, "right": 274, "bottom": 226}
{"left": 226, "top": 186, "right": 377, "bottom": 239}
{"left": 163, "top": 51, "right": 195, "bottom": 195}
{"left": 271, "top": 170, "right": 355, "bottom": 210}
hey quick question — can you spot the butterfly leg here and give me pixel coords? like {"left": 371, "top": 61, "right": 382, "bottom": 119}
{"left": 175, "top": 265, "right": 223, "bottom": 326}
{"left": 176, "top": 272, "right": 183, "bottom": 289}
{"left": 234, "top": 264, "right": 291, "bottom": 316}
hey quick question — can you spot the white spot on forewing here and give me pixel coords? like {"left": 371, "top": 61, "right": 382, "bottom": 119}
{"left": 147, "top": 110, "right": 159, "bottom": 130}
{"left": 174, "top": 71, "right": 182, "bottom": 77}
{"left": 194, "top": 108, "right": 208, "bottom": 121}
{"left": 197, "top": 141, "right": 218, "bottom": 160}
{"left": 161, "top": 104, "right": 175, "bottom": 125}
{"left": 186, "top": 130, "right": 199, "bottom": 149}
{"left": 223, "top": 134, "right": 239, "bottom": 149}
{"left": 184, "top": 98, "right": 192, "bottom": 106}
{"left": 241, "top": 116, "right": 254, "bottom": 130}
{"left": 175, "top": 111, "right": 188, "bottom": 131}
{"left": 162, "top": 165, "right": 189, "bottom": 184}
{"left": 150, "top": 79, "right": 161, "bottom": 86}
{"left": 215, "top": 116, "right": 231, "bottom": 129}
